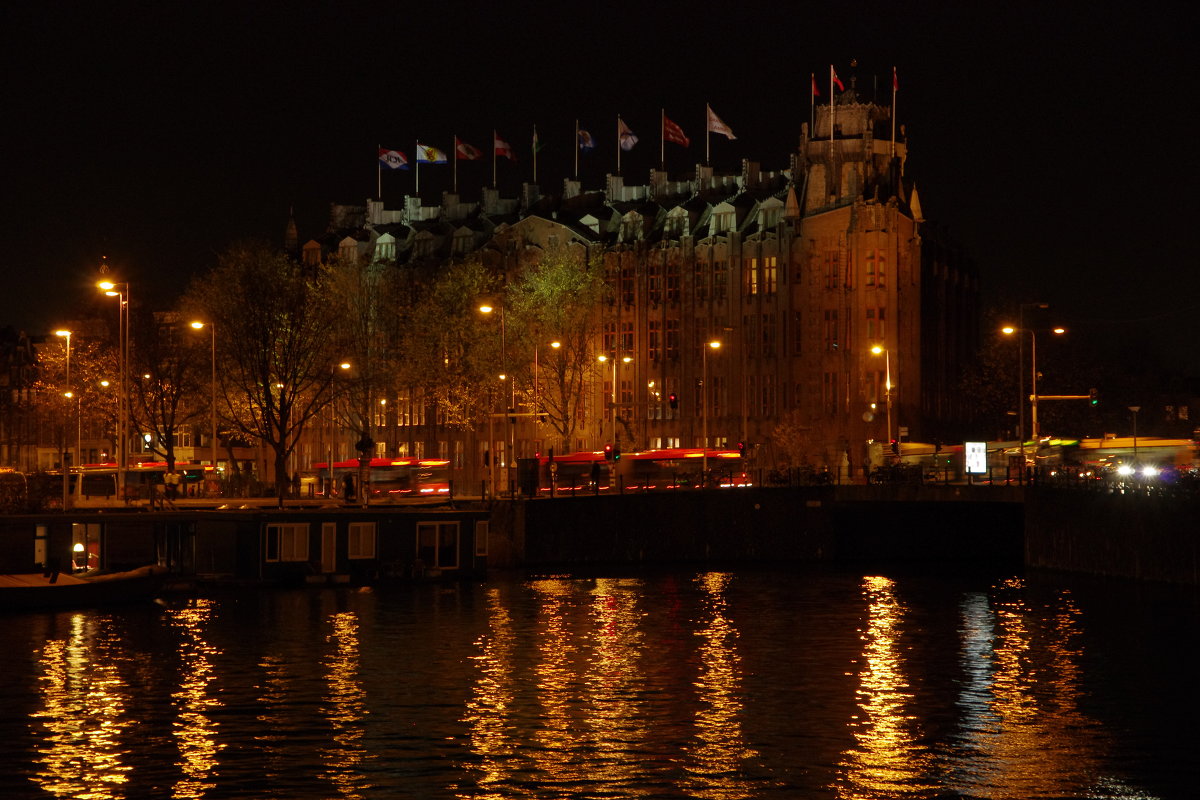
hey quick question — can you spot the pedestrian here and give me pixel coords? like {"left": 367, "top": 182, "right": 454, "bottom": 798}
{"left": 343, "top": 473, "right": 355, "bottom": 503}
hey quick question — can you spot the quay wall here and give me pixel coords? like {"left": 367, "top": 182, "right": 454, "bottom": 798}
{"left": 497, "top": 485, "right": 1025, "bottom": 570}
{"left": 1024, "top": 489, "right": 1200, "bottom": 584}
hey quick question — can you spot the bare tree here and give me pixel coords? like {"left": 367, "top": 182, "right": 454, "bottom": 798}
{"left": 188, "top": 241, "right": 337, "bottom": 501}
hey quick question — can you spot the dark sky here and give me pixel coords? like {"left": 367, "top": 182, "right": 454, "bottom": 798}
{"left": 5, "top": 1, "right": 1197, "bottom": 367}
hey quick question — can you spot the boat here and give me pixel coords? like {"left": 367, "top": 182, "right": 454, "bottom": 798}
{"left": 0, "top": 564, "right": 169, "bottom": 612}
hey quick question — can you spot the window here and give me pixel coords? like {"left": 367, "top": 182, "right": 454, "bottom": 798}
{"left": 603, "top": 322, "right": 617, "bottom": 354}
{"left": 824, "top": 251, "right": 839, "bottom": 289}
{"left": 866, "top": 308, "right": 876, "bottom": 339}
{"left": 417, "top": 521, "right": 460, "bottom": 569}
{"left": 762, "top": 313, "right": 776, "bottom": 357}
{"left": 665, "top": 318, "right": 680, "bottom": 360}
{"left": 745, "top": 257, "right": 759, "bottom": 295}
{"left": 620, "top": 264, "right": 635, "bottom": 305}
{"left": 620, "top": 321, "right": 634, "bottom": 354}
{"left": 713, "top": 260, "right": 728, "bottom": 302}
{"left": 763, "top": 256, "right": 778, "bottom": 296}
{"left": 666, "top": 258, "right": 680, "bottom": 303}
{"left": 792, "top": 311, "right": 803, "bottom": 355}
{"left": 348, "top": 522, "right": 377, "bottom": 559}
{"left": 265, "top": 523, "right": 309, "bottom": 562}
{"left": 694, "top": 255, "right": 709, "bottom": 302}
{"left": 475, "top": 521, "right": 489, "bottom": 557}
{"left": 824, "top": 309, "right": 839, "bottom": 351}
{"left": 648, "top": 320, "right": 661, "bottom": 361}
{"left": 648, "top": 259, "right": 662, "bottom": 304}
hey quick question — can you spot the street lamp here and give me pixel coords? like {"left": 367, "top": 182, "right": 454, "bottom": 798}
{"left": 597, "top": 353, "right": 633, "bottom": 437}
{"left": 1002, "top": 320, "right": 1065, "bottom": 471}
{"left": 98, "top": 279, "right": 130, "bottom": 500}
{"left": 1129, "top": 406, "right": 1141, "bottom": 466}
{"left": 189, "top": 321, "right": 218, "bottom": 478}
{"left": 702, "top": 340, "right": 721, "bottom": 478}
{"left": 55, "top": 330, "right": 73, "bottom": 507}
{"left": 870, "top": 345, "right": 893, "bottom": 454}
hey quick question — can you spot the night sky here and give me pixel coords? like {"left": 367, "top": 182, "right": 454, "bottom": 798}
{"left": 5, "top": 2, "right": 1197, "bottom": 367}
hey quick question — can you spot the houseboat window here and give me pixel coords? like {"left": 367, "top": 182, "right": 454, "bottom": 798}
{"left": 265, "top": 523, "right": 309, "bottom": 562}
{"left": 474, "top": 521, "right": 489, "bottom": 557}
{"left": 348, "top": 522, "right": 377, "bottom": 559}
{"left": 416, "top": 521, "right": 460, "bottom": 569}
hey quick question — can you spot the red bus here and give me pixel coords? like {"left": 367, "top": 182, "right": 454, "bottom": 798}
{"left": 312, "top": 457, "right": 452, "bottom": 499}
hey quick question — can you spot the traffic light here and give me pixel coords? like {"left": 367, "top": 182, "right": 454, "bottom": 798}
{"left": 891, "top": 439, "right": 900, "bottom": 455}
{"left": 604, "top": 443, "right": 613, "bottom": 461}
{"left": 737, "top": 441, "right": 746, "bottom": 457}
{"left": 613, "top": 444, "right": 621, "bottom": 461}
{"left": 668, "top": 392, "right": 678, "bottom": 410}
{"left": 1089, "top": 387, "right": 1099, "bottom": 406}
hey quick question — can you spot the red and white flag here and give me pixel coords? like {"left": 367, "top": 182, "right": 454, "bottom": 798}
{"left": 455, "top": 137, "right": 483, "bottom": 160}
{"left": 811, "top": 74, "right": 820, "bottom": 97}
{"left": 831, "top": 65, "right": 845, "bottom": 92}
{"left": 663, "top": 114, "right": 690, "bottom": 147}
{"left": 494, "top": 132, "right": 516, "bottom": 161}
{"left": 705, "top": 105, "right": 736, "bottom": 140}
{"left": 892, "top": 66, "right": 899, "bottom": 92}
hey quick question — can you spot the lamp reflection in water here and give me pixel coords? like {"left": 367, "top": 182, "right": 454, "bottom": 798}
{"left": 32, "top": 614, "right": 134, "bottom": 798}
{"left": 835, "top": 575, "right": 935, "bottom": 798}
{"left": 319, "top": 611, "right": 369, "bottom": 796}
{"left": 463, "top": 587, "right": 518, "bottom": 792}
{"left": 683, "top": 571, "right": 755, "bottom": 798}
{"left": 166, "top": 600, "right": 223, "bottom": 799}
{"left": 584, "top": 578, "right": 647, "bottom": 787}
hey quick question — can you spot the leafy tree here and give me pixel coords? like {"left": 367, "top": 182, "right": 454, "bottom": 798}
{"left": 187, "top": 241, "right": 338, "bottom": 500}
{"left": 505, "top": 246, "right": 609, "bottom": 453}
{"left": 400, "top": 257, "right": 503, "bottom": 434}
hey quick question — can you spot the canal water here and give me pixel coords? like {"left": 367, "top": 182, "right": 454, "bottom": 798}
{"left": 0, "top": 567, "right": 1195, "bottom": 799}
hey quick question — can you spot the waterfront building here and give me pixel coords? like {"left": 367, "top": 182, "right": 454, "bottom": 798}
{"left": 293, "top": 81, "right": 977, "bottom": 491}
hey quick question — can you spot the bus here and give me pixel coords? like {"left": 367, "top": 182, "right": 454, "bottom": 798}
{"left": 312, "top": 457, "right": 452, "bottom": 500}
{"left": 521, "top": 447, "right": 748, "bottom": 494}
{"left": 69, "top": 461, "right": 210, "bottom": 506}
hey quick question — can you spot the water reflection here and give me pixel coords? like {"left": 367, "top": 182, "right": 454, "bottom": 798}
{"left": 166, "top": 599, "right": 224, "bottom": 798}
{"left": 683, "top": 571, "right": 757, "bottom": 799}
{"left": 460, "top": 587, "right": 517, "bottom": 798}
{"left": 31, "top": 613, "right": 134, "bottom": 798}
{"left": 529, "top": 578, "right": 585, "bottom": 790}
{"left": 944, "top": 577, "right": 1121, "bottom": 798}
{"left": 835, "top": 575, "right": 934, "bottom": 798}
{"left": 319, "top": 611, "right": 370, "bottom": 798}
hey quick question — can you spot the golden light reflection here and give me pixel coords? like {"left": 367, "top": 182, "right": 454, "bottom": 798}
{"left": 528, "top": 579, "right": 585, "bottom": 788}
{"left": 944, "top": 578, "right": 1113, "bottom": 798}
{"left": 583, "top": 578, "right": 649, "bottom": 789}
{"left": 460, "top": 587, "right": 518, "bottom": 798}
{"left": 682, "top": 571, "right": 756, "bottom": 799}
{"left": 835, "top": 575, "right": 935, "bottom": 798}
{"left": 31, "top": 613, "right": 134, "bottom": 799}
{"left": 167, "top": 599, "right": 225, "bottom": 799}
{"left": 319, "top": 611, "right": 371, "bottom": 798}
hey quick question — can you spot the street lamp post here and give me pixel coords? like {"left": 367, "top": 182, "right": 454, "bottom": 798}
{"left": 1003, "top": 314, "right": 1063, "bottom": 480}
{"left": 870, "top": 345, "right": 893, "bottom": 453}
{"left": 98, "top": 280, "right": 130, "bottom": 500}
{"left": 702, "top": 340, "right": 721, "bottom": 479}
{"left": 597, "top": 353, "right": 632, "bottom": 445}
{"left": 1129, "top": 406, "right": 1141, "bottom": 465}
{"left": 55, "top": 330, "right": 72, "bottom": 508}
{"left": 190, "top": 322, "right": 218, "bottom": 478}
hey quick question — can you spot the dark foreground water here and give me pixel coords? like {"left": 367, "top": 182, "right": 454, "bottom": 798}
{"left": 1, "top": 567, "right": 1196, "bottom": 799}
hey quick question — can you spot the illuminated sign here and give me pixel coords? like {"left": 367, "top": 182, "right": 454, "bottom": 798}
{"left": 965, "top": 441, "right": 987, "bottom": 474}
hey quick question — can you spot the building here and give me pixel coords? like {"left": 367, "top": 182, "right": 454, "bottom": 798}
{"left": 295, "top": 80, "right": 977, "bottom": 489}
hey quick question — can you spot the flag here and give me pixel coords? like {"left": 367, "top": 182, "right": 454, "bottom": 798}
{"left": 892, "top": 66, "right": 898, "bottom": 91}
{"left": 494, "top": 132, "right": 516, "bottom": 161}
{"left": 578, "top": 129, "right": 595, "bottom": 152}
{"left": 811, "top": 74, "right": 820, "bottom": 97}
{"left": 618, "top": 117, "right": 638, "bottom": 151}
{"left": 706, "top": 105, "right": 736, "bottom": 140}
{"left": 378, "top": 148, "right": 409, "bottom": 170}
{"left": 455, "top": 137, "right": 483, "bottom": 160}
{"left": 831, "top": 66, "right": 844, "bottom": 92}
{"left": 416, "top": 143, "right": 447, "bottom": 164}
{"left": 532, "top": 127, "right": 545, "bottom": 154}
{"left": 663, "top": 114, "right": 690, "bottom": 147}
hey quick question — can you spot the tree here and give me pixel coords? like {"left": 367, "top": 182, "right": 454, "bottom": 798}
{"left": 127, "top": 308, "right": 209, "bottom": 471}
{"left": 506, "top": 246, "right": 609, "bottom": 453}
{"left": 400, "top": 256, "right": 503, "bottom": 434}
{"left": 187, "top": 241, "right": 338, "bottom": 500}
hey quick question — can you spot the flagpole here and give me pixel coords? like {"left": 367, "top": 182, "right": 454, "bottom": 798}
{"left": 810, "top": 75, "right": 816, "bottom": 137}
{"left": 891, "top": 66, "right": 897, "bottom": 161}
{"left": 660, "top": 108, "right": 665, "bottom": 170}
{"left": 705, "top": 103, "right": 711, "bottom": 166}
{"left": 415, "top": 140, "right": 420, "bottom": 195}
{"left": 616, "top": 115, "right": 621, "bottom": 176}
{"left": 452, "top": 136, "right": 458, "bottom": 194}
{"left": 574, "top": 119, "right": 579, "bottom": 180}
{"left": 492, "top": 129, "right": 497, "bottom": 189}
{"left": 377, "top": 143, "right": 382, "bottom": 199}
{"left": 533, "top": 125, "right": 538, "bottom": 185}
